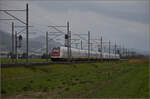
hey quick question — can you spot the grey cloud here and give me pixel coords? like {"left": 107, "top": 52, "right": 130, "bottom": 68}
{"left": 37, "top": 1, "right": 150, "bottom": 24}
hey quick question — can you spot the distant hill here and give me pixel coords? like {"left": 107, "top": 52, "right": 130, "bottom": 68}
{"left": 131, "top": 48, "right": 150, "bottom": 56}
{"left": 0, "top": 30, "right": 62, "bottom": 53}
{"left": 0, "top": 30, "right": 11, "bottom": 51}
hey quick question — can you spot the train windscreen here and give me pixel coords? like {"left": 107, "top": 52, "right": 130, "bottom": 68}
{"left": 52, "top": 48, "right": 59, "bottom": 53}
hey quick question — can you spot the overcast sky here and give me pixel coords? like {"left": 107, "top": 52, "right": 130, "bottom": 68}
{"left": 0, "top": 0, "right": 149, "bottom": 51}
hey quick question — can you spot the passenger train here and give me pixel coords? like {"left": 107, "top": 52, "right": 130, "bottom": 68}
{"left": 50, "top": 46, "right": 120, "bottom": 61}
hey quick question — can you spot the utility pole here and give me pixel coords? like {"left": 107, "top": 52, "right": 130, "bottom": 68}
{"left": 115, "top": 41, "right": 116, "bottom": 57}
{"left": 12, "top": 22, "right": 14, "bottom": 62}
{"left": 81, "top": 40, "right": 82, "bottom": 50}
{"left": 122, "top": 44, "right": 124, "bottom": 58}
{"left": 67, "top": 21, "right": 70, "bottom": 62}
{"left": 69, "top": 31, "right": 71, "bottom": 60}
{"left": 109, "top": 40, "right": 110, "bottom": 58}
{"left": 15, "top": 31, "right": 18, "bottom": 62}
{"left": 118, "top": 44, "right": 121, "bottom": 57}
{"left": 88, "top": 31, "right": 90, "bottom": 59}
{"left": 26, "top": 3, "right": 29, "bottom": 63}
{"left": 100, "top": 36, "right": 103, "bottom": 61}
{"left": 126, "top": 48, "right": 128, "bottom": 58}
{"left": 46, "top": 31, "right": 48, "bottom": 62}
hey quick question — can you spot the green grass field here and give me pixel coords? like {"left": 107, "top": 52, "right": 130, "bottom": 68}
{"left": 1, "top": 58, "right": 51, "bottom": 64}
{"left": 1, "top": 59, "right": 149, "bottom": 98}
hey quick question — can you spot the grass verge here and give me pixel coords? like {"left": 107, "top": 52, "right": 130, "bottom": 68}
{"left": 1, "top": 59, "right": 149, "bottom": 98}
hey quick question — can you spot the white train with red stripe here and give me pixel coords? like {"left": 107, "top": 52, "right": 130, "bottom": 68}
{"left": 50, "top": 46, "right": 120, "bottom": 61}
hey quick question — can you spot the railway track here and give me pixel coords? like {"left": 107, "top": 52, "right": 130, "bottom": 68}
{"left": 1, "top": 59, "right": 126, "bottom": 68}
{"left": 1, "top": 62, "right": 68, "bottom": 68}
{"left": 0, "top": 61, "right": 102, "bottom": 68}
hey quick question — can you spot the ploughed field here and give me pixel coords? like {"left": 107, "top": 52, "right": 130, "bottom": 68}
{"left": 1, "top": 59, "right": 149, "bottom": 98}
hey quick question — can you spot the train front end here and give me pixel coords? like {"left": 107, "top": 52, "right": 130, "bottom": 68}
{"left": 51, "top": 47, "right": 61, "bottom": 61}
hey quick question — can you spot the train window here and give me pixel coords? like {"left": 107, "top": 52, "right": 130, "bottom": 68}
{"left": 53, "top": 48, "right": 59, "bottom": 53}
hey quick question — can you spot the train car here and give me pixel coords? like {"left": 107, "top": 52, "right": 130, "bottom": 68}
{"left": 50, "top": 46, "right": 120, "bottom": 61}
